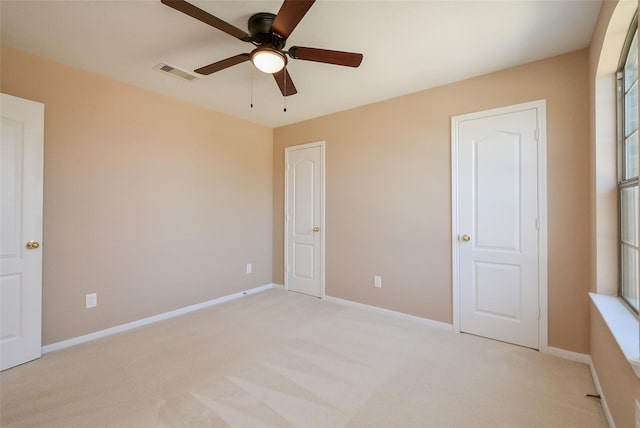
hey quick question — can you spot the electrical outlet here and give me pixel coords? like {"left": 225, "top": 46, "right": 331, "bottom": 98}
{"left": 246, "top": 263, "right": 252, "bottom": 274}
{"left": 86, "top": 293, "right": 97, "bottom": 309}
{"left": 374, "top": 275, "right": 382, "bottom": 288}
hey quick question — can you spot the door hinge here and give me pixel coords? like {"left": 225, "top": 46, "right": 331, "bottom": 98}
{"left": 537, "top": 308, "right": 541, "bottom": 320}
{"left": 534, "top": 128, "right": 539, "bottom": 141}
{"left": 535, "top": 218, "right": 539, "bottom": 230}
{"left": 285, "top": 264, "right": 289, "bottom": 274}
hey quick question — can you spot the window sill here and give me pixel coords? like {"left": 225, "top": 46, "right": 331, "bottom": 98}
{"left": 590, "top": 292, "right": 640, "bottom": 377}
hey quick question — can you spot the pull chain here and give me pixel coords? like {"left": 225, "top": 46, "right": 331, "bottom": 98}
{"left": 250, "top": 63, "right": 254, "bottom": 108}
{"left": 283, "top": 65, "right": 287, "bottom": 112}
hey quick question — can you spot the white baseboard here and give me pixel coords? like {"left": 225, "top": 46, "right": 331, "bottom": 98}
{"left": 547, "top": 347, "right": 591, "bottom": 364}
{"left": 323, "top": 295, "right": 453, "bottom": 331}
{"left": 42, "top": 283, "right": 279, "bottom": 354}
{"left": 547, "top": 347, "right": 614, "bottom": 427}
{"left": 589, "top": 360, "right": 616, "bottom": 428}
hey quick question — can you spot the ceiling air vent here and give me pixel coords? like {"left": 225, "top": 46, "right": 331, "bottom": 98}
{"left": 153, "top": 62, "right": 199, "bottom": 82}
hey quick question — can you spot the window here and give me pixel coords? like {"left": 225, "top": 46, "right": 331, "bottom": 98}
{"left": 618, "top": 15, "right": 640, "bottom": 312}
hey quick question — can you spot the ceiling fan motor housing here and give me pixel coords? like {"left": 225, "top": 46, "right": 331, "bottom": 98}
{"left": 248, "top": 13, "right": 286, "bottom": 50}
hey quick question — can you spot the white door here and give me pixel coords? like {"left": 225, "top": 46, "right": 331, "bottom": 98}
{"left": 453, "top": 102, "right": 546, "bottom": 350}
{"left": 1, "top": 93, "right": 44, "bottom": 370}
{"left": 285, "top": 142, "right": 324, "bottom": 298}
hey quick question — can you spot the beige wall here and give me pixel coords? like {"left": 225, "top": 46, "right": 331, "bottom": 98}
{"left": 274, "top": 49, "right": 591, "bottom": 353}
{"left": 591, "top": 303, "right": 640, "bottom": 428}
{"left": 1, "top": 46, "right": 273, "bottom": 345}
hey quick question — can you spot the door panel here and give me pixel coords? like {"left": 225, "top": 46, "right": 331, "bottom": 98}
{"left": 1, "top": 275, "right": 23, "bottom": 339}
{"left": 293, "top": 244, "right": 314, "bottom": 280}
{"left": 458, "top": 108, "right": 539, "bottom": 349}
{"left": 286, "top": 144, "right": 323, "bottom": 298}
{"left": 475, "top": 132, "right": 520, "bottom": 251}
{"left": 1, "top": 93, "right": 44, "bottom": 370}
{"left": 294, "top": 160, "right": 314, "bottom": 235}
{"left": 474, "top": 262, "right": 521, "bottom": 320}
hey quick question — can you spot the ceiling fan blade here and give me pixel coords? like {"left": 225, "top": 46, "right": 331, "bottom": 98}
{"left": 289, "top": 46, "right": 363, "bottom": 67}
{"left": 271, "top": 0, "right": 315, "bottom": 39}
{"left": 194, "top": 54, "right": 250, "bottom": 75}
{"left": 161, "top": 0, "right": 250, "bottom": 42}
{"left": 273, "top": 68, "right": 298, "bottom": 96}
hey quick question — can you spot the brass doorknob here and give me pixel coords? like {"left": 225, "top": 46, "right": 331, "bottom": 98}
{"left": 313, "top": 227, "right": 320, "bottom": 232}
{"left": 26, "top": 240, "right": 40, "bottom": 249}
{"left": 461, "top": 235, "right": 471, "bottom": 242}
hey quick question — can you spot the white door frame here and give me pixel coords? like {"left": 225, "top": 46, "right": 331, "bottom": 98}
{"left": 284, "top": 141, "right": 326, "bottom": 298}
{"left": 451, "top": 100, "right": 548, "bottom": 352}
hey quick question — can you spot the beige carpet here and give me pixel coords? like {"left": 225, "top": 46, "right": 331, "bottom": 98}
{"left": 1, "top": 288, "right": 606, "bottom": 427}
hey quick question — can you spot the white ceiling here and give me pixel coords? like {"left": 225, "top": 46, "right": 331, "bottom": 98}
{"left": 1, "top": 0, "right": 602, "bottom": 128}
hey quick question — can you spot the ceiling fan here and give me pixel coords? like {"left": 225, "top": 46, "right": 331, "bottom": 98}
{"left": 161, "top": 0, "right": 363, "bottom": 97}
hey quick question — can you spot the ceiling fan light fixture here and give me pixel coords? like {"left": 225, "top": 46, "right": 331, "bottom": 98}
{"left": 251, "top": 47, "right": 286, "bottom": 74}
